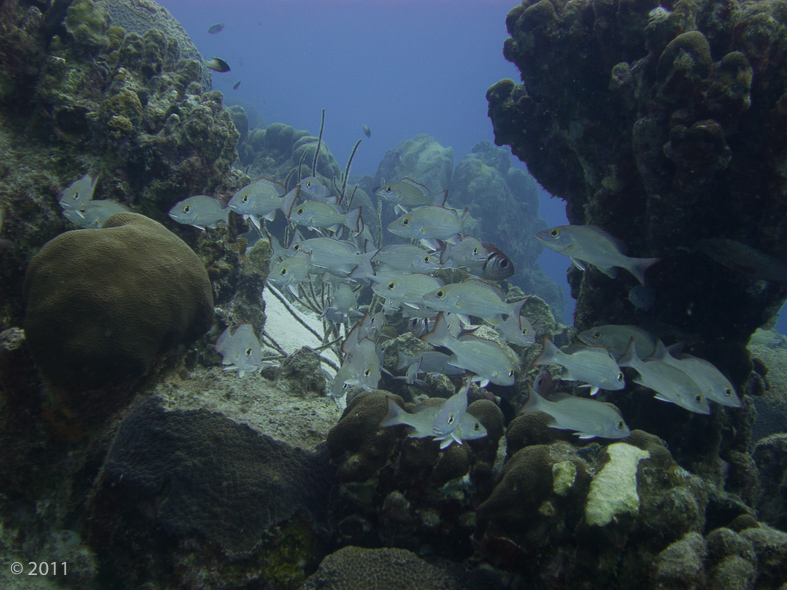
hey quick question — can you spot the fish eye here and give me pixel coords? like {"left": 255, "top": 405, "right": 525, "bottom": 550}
{"left": 401, "top": 218, "right": 410, "bottom": 226}
{"left": 508, "top": 369, "right": 514, "bottom": 377}
{"left": 617, "top": 420, "right": 625, "bottom": 430}
{"left": 447, "top": 413, "right": 455, "bottom": 425}
{"left": 183, "top": 205, "right": 190, "bottom": 213}
{"left": 694, "top": 394, "right": 702, "bottom": 403}
{"left": 473, "top": 247, "right": 479, "bottom": 255}
{"left": 723, "top": 388, "right": 732, "bottom": 397}
{"left": 279, "top": 267, "right": 288, "bottom": 276}
{"left": 387, "top": 281, "right": 396, "bottom": 290}
{"left": 245, "top": 347, "right": 253, "bottom": 357}
{"left": 385, "top": 186, "right": 393, "bottom": 193}
{"left": 473, "top": 422, "right": 481, "bottom": 431}
{"left": 306, "top": 180, "right": 313, "bottom": 187}
{"left": 241, "top": 194, "right": 249, "bottom": 203}
{"left": 616, "top": 372, "right": 624, "bottom": 382}
{"left": 592, "top": 331, "right": 602, "bottom": 339}
{"left": 72, "top": 192, "right": 80, "bottom": 200}
{"left": 550, "top": 228, "right": 561, "bottom": 238}
{"left": 435, "top": 290, "right": 445, "bottom": 299}
{"left": 296, "top": 207, "right": 304, "bottom": 215}
{"left": 423, "top": 255, "right": 431, "bottom": 263}
{"left": 364, "top": 368, "right": 371, "bottom": 377}
{"left": 499, "top": 259, "right": 509, "bottom": 268}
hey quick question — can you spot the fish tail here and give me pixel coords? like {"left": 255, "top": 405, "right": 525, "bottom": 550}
{"left": 380, "top": 397, "right": 407, "bottom": 428}
{"left": 397, "top": 351, "right": 413, "bottom": 371}
{"left": 628, "top": 256, "right": 660, "bottom": 285}
{"left": 532, "top": 336, "right": 560, "bottom": 367}
{"left": 518, "top": 382, "right": 546, "bottom": 415}
{"left": 508, "top": 298, "right": 527, "bottom": 327}
{"left": 422, "top": 312, "right": 449, "bottom": 347}
{"left": 345, "top": 207, "right": 362, "bottom": 233}
{"left": 222, "top": 206, "right": 230, "bottom": 225}
{"left": 433, "top": 190, "right": 448, "bottom": 207}
{"left": 282, "top": 185, "right": 300, "bottom": 217}
{"left": 617, "top": 338, "right": 639, "bottom": 368}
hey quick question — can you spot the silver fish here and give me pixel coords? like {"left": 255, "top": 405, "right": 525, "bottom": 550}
{"left": 421, "top": 278, "right": 525, "bottom": 324}
{"left": 287, "top": 199, "right": 362, "bottom": 234}
{"left": 342, "top": 311, "right": 385, "bottom": 355}
{"left": 323, "top": 282, "right": 363, "bottom": 323}
{"left": 228, "top": 178, "right": 288, "bottom": 229}
{"left": 533, "top": 338, "right": 625, "bottom": 395}
{"left": 59, "top": 173, "right": 98, "bottom": 210}
{"left": 371, "top": 271, "right": 443, "bottom": 314}
{"left": 380, "top": 396, "right": 487, "bottom": 449}
{"left": 396, "top": 351, "right": 465, "bottom": 384}
{"left": 375, "top": 178, "right": 437, "bottom": 214}
{"left": 343, "top": 337, "right": 382, "bottom": 392}
{"left": 293, "top": 237, "right": 376, "bottom": 278}
{"left": 422, "top": 313, "right": 517, "bottom": 386}
{"left": 297, "top": 176, "right": 333, "bottom": 201}
{"left": 650, "top": 341, "right": 741, "bottom": 408}
{"left": 372, "top": 244, "right": 442, "bottom": 273}
{"left": 63, "top": 200, "right": 129, "bottom": 229}
{"left": 440, "top": 237, "right": 515, "bottom": 281}
{"left": 519, "top": 383, "right": 631, "bottom": 439}
{"left": 268, "top": 252, "right": 313, "bottom": 296}
{"left": 363, "top": 124, "right": 371, "bottom": 138}
{"left": 618, "top": 340, "right": 711, "bottom": 414}
{"left": 535, "top": 225, "right": 659, "bottom": 285}
{"left": 577, "top": 324, "right": 658, "bottom": 359}
{"left": 215, "top": 324, "right": 264, "bottom": 378}
{"left": 168, "top": 195, "right": 229, "bottom": 230}
{"left": 494, "top": 311, "right": 536, "bottom": 346}
{"left": 207, "top": 23, "right": 224, "bottom": 34}
{"left": 387, "top": 205, "right": 470, "bottom": 241}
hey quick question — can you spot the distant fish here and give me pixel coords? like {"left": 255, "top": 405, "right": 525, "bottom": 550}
{"left": 59, "top": 173, "right": 99, "bottom": 210}
{"left": 533, "top": 337, "right": 625, "bottom": 395}
{"left": 617, "top": 340, "right": 711, "bottom": 414}
{"left": 494, "top": 311, "right": 536, "bottom": 347}
{"left": 628, "top": 284, "right": 655, "bottom": 311}
{"left": 215, "top": 324, "right": 265, "bottom": 378}
{"left": 363, "top": 124, "right": 371, "bottom": 138}
{"left": 577, "top": 324, "right": 658, "bottom": 359}
{"left": 293, "top": 237, "right": 376, "bottom": 278}
{"left": 696, "top": 238, "right": 787, "bottom": 283}
{"left": 371, "top": 271, "right": 443, "bottom": 314}
{"left": 322, "top": 281, "right": 364, "bottom": 323}
{"left": 535, "top": 225, "right": 659, "bottom": 285}
{"left": 207, "top": 23, "right": 224, "bottom": 34}
{"left": 287, "top": 199, "right": 363, "bottom": 234}
{"left": 168, "top": 195, "right": 229, "bottom": 230}
{"left": 396, "top": 351, "right": 465, "bottom": 384}
{"left": 205, "top": 57, "right": 231, "bottom": 73}
{"left": 343, "top": 337, "right": 382, "bottom": 392}
{"left": 62, "top": 200, "right": 130, "bottom": 229}
{"left": 372, "top": 244, "right": 442, "bottom": 274}
{"left": 519, "top": 383, "right": 631, "bottom": 439}
{"left": 268, "top": 252, "right": 313, "bottom": 296}
{"left": 232, "top": 80, "right": 241, "bottom": 90}
{"left": 439, "top": 236, "right": 515, "bottom": 281}
{"left": 533, "top": 369, "right": 556, "bottom": 396}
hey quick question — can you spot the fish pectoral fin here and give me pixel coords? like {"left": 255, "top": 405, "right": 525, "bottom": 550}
{"left": 598, "top": 266, "right": 619, "bottom": 279}
{"left": 438, "top": 437, "right": 454, "bottom": 449}
{"left": 571, "top": 258, "right": 586, "bottom": 271}
{"left": 590, "top": 386, "right": 600, "bottom": 396}
{"left": 287, "top": 284, "right": 300, "bottom": 297}
{"left": 576, "top": 433, "right": 597, "bottom": 439}
{"left": 653, "top": 394, "right": 676, "bottom": 404}
{"left": 263, "top": 211, "right": 276, "bottom": 222}
{"left": 249, "top": 215, "right": 262, "bottom": 230}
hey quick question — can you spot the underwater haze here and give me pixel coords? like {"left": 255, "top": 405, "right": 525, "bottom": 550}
{"left": 157, "top": 0, "right": 578, "bottom": 322}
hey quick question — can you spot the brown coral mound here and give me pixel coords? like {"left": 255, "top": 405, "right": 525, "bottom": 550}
{"left": 23, "top": 212, "right": 213, "bottom": 392}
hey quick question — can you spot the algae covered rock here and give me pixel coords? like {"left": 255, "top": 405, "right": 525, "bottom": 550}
{"left": 86, "top": 396, "right": 335, "bottom": 587}
{"left": 23, "top": 213, "right": 213, "bottom": 393}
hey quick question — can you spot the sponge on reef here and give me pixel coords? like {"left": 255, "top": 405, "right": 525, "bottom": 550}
{"left": 23, "top": 212, "right": 213, "bottom": 392}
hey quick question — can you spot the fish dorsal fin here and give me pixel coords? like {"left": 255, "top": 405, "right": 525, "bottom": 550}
{"left": 433, "top": 190, "right": 448, "bottom": 207}
{"left": 401, "top": 177, "right": 431, "bottom": 195}
{"left": 584, "top": 225, "right": 628, "bottom": 254}
{"left": 254, "top": 177, "right": 285, "bottom": 195}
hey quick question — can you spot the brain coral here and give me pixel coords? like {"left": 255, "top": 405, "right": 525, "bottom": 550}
{"left": 23, "top": 213, "right": 213, "bottom": 393}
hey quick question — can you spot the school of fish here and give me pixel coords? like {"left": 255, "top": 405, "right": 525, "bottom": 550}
{"left": 58, "top": 168, "right": 743, "bottom": 447}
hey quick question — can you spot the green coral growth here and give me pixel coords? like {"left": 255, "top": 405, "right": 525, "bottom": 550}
{"left": 64, "top": 0, "right": 109, "bottom": 49}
